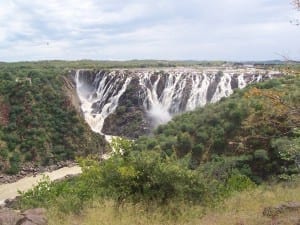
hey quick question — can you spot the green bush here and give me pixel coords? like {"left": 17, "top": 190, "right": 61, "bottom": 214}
{"left": 224, "top": 173, "right": 255, "bottom": 193}
{"left": 254, "top": 149, "right": 269, "bottom": 161}
{"left": 18, "top": 139, "right": 257, "bottom": 213}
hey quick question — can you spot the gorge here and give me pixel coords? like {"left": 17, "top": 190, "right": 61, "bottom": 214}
{"left": 73, "top": 66, "right": 282, "bottom": 138}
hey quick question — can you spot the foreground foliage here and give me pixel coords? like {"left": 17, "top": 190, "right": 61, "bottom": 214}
{"left": 46, "top": 178, "right": 300, "bottom": 225}
{"left": 18, "top": 138, "right": 254, "bottom": 213}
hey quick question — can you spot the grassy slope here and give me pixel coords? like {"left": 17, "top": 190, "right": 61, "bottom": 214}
{"left": 47, "top": 182, "right": 300, "bottom": 225}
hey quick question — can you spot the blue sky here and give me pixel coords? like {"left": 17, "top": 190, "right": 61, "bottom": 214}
{"left": 0, "top": 0, "right": 299, "bottom": 62}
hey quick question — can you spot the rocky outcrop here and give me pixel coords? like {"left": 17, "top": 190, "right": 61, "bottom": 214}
{"left": 262, "top": 202, "right": 300, "bottom": 225}
{"left": 102, "top": 76, "right": 151, "bottom": 138}
{"left": 263, "top": 202, "right": 300, "bottom": 217}
{"left": 103, "top": 107, "right": 151, "bottom": 139}
{"left": 0, "top": 208, "right": 47, "bottom": 225}
{"left": 62, "top": 75, "right": 82, "bottom": 114}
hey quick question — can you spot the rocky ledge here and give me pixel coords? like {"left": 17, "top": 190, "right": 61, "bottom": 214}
{"left": 0, "top": 208, "right": 47, "bottom": 225}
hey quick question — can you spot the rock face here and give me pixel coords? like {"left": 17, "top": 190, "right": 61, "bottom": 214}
{"left": 71, "top": 67, "right": 282, "bottom": 138}
{"left": 62, "top": 75, "right": 82, "bottom": 114}
{"left": 0, "top": 208, "right": 47, "bottom": 225}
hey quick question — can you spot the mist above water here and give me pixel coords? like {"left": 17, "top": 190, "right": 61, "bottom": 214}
{"left": 147, "top": 104, "right": 172, "bottom": 127}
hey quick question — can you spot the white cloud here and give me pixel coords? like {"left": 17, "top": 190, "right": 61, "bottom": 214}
{"left": 0, "top": 0, "right": 299, "bottom": 61}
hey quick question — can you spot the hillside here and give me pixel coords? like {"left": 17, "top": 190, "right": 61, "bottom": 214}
{"left": 136, "top": 72, "right": 300, "bottom": 181}
{"left": 0, "top": 62, "right": 108, "bottom": 176}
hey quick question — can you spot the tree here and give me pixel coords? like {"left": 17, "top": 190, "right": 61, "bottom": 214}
{"left": 176, "top": 132, "right": 192, "bottom": 157}
{"left": 292, "top": 0, "right": 300, "bottom": 25}
{"left": 240, "top": 85, "right": 300, "bottom": 153}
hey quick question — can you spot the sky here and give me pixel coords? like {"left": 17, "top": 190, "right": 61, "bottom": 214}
{"left": 0, "top": 0, "right": 299, "bottom": 62}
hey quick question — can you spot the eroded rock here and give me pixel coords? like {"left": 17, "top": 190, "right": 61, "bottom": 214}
{"left": 0, "top": 209, "right": 23, "bottom": 225}
{"left": 0, "top": 208, "right": 47, "bottom": 225}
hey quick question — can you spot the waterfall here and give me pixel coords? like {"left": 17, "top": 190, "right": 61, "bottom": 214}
{"left": 75, "top": 70, "right": 132, "bottom": 134}
{"left": 211, "top": 73, "right": 234, "bottom": 103}
{"left": 186, "top": 73, "right": 210, "bottom": 110}
{"left": 74, "top": 67, "right": 282, "bottom": 135}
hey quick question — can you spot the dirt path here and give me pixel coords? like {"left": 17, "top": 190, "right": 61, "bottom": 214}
{"left": 0, "top": 166, "right": 82, "bottom": 205}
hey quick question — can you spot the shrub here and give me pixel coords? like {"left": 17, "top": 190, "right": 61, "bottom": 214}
{"left": 254, "top": 149, "right": 269, "bottom": 161}
{"left": 224, "top": 173, "right": 255, "bottom": 193}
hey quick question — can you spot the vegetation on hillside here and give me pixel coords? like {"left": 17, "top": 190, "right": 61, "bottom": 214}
{"left": 136, "top": 73, "right": 300, "bottom": 182}
{"left": 0, "top": 62, "right": 107, "bottom": 174}
{"left": 18, "top": 138, "right": 255, "bottom": 212}
{"left": 17, "top": 136, "right": 300, "bottom": 224}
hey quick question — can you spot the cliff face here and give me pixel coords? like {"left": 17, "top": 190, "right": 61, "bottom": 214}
{"left": 102, "top": 77, "right": 152, "bottom": 138}
{"left": 62, "top": 75, "right": 82, "bottom": 114}
{"left": 72, "top": 67, "right": 283, "bottom": 138}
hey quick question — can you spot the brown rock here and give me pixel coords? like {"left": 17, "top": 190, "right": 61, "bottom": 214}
{"left": 23, "top": 214, "right": 47, "bottom": 225}
{"left": 263, "top": 202, "right": 300, "bottom": 217}
{"left": 22, "top": 208, "right": 46, "bottom": 216}
{"left": 18, "top": 221, "right": 36, "bottom": 225}
{"left": 0, "top": 209, "right": 24, "bottom": 225}
{"left": 22, "top": 208, "right": 47, "bottom": 225}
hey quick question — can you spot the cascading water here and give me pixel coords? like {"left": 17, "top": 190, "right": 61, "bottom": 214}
{"left": 75, "top": 70, "right": 132, "bottom": 134}
{"left": 74, "top": 67, "right": 282, "bottom": 136}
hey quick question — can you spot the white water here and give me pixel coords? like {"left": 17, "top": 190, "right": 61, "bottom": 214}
{"left": 76, "top": 70, "right": 132, "bottom": 134}
{"left": 138, "top": 71, "right": 186, "bottom": 125}
{"left": 186, "top": 73, "right": 210, "bottom": 110}
{"left": 211, "top": 73, "right": 234, "bottom": 103}
{"left": 74, "top": 67, "right": 282, "bottom": 133}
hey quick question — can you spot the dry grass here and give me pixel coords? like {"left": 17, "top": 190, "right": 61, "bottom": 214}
{"left": 47, "top": 182, "right": 300, "bottom": 225}
{"left": 48, "top": 201, "right": 204, "bottom": 225}
{"left": 201, "top": 183, "right": 300, "bottom": 225}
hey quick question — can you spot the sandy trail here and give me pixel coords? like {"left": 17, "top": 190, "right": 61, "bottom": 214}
{"left": 0, "top": 166, "right": 82, "bottom": 205}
